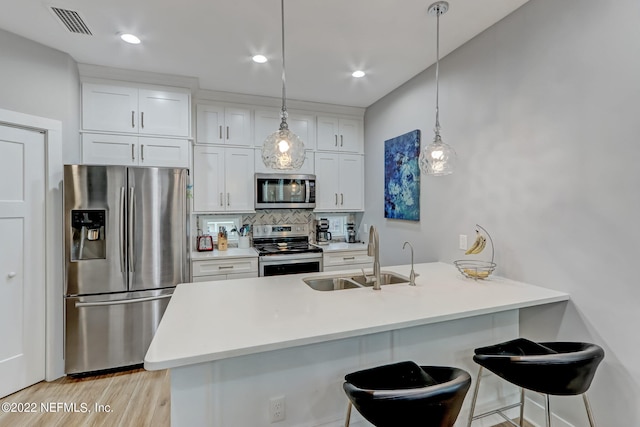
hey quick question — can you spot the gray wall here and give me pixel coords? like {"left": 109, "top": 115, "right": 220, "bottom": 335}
{"left": 364, "top": 0, "right": 639, "bottom": 424}
{"left": 0, "top": 28, "right": 81, "bottom": 163}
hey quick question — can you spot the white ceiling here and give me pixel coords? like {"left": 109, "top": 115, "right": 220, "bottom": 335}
{"left": 0, "top": 0, "right": 529, "bottom": 108}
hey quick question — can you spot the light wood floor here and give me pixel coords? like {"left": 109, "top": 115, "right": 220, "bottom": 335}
{"left": 0, "top": 368, "right": 170, "bottom": 427}
{"left": 1, "top": 368, "right": 532, "bottom": 427}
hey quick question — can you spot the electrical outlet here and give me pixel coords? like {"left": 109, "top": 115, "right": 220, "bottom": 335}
{"left": 459, "top": 234, "right": 467, "bottom": 250}
{"left": 269, "top": 396, "right": 286, "bottom": 423}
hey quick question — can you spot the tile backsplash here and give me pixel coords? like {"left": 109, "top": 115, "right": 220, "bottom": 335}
{"left": 242, "top": 209, "right": 318, "bottom": 241}
{"left": 242, "top": 209, "right": 315, "bottom": 227}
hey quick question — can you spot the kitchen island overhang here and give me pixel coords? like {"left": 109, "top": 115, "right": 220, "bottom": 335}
{"left": 144, "top": 262, "right": 569, "bottom": 426}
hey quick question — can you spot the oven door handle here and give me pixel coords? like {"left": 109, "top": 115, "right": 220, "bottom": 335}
{"left": 305, "top": 180, "right": 311, "bottom": 203}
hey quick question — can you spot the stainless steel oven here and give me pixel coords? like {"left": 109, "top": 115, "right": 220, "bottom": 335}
{"left": 253, "top": 224, "right": 323, "bottom": 277}
{"left": 255, "top": 174, "right": 316, "bottom": 209}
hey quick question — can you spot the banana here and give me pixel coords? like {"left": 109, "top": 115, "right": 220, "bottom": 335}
{"left": 465, "top": 231, "right": 483, "bottom": 255}
{"left": 463, "top": 269, "right": 490, "bottom": 279}
{"left": 470, "top": 236, "right": 487, "bottom": 254}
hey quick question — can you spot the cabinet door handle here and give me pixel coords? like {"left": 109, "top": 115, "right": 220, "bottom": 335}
{"left": 335, "top": 193, "right": 338, "bottom": 205}
{"left": 218, "top": 265, "right": 234, "bottom": 270}
{"left": 141, "top": 144, "right": 145, "bottom": 161}
{"left": 226, "top": 126, "right": 230, "bottom": 140}
{"left": 334, "top": 135, "right": 338, "bottom": 147}
{"left": 219, "top": 126, "right": 223, "bottom": 140}
{"left": 227, "top": 193, "right": 230, "bottom": 206}
{"left": 131, "top": 144, "right": 135, "bottom": 161}
{"left": 131, "top": 110, "right": 135, "bottom": 128}
{"left": 220, "top": 192, "right": 224, "bottom": 207}
{"left": 343, "top": 257, "right": 355, "bottom": 261}
{"left": 141, "top": 111, "right": 145, "bottom": 129}
{"left": 341, "top": 193, "right": 344, "bottom": 205}
{"left": 340, "top": 135, "right": 343, "bottom": 147}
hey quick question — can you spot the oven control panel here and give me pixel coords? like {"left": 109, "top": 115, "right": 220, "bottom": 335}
{"left": 253, "top": 223, "right": 309, "bottom": 238}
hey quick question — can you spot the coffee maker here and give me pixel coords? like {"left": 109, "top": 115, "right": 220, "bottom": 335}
{"left": 346, "top": 222, "right": 357, "bottom": 243}
{"left": 316, "top": 218, "right": 332, "bottom": 245}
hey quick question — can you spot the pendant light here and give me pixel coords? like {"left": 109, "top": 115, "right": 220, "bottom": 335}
{"left": 262, "top": 0, "right": 305, "bottom": 170}
{"left": 419, "top": 1, "right": 457, "bottom": 176}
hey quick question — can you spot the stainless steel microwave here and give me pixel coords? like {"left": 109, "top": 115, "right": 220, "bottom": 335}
{"left": 255, "top": 174, "right": 316, "bottom": 209}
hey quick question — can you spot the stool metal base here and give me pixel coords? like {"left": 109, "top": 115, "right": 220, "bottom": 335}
{"left": 466, "top": 366, "right": 597, "bottom": 427}
{"left": 345, "top": 401, "right": 352, "bottom": 427}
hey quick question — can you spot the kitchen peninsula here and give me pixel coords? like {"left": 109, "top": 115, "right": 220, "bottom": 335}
{"left": 144, "top": 262, "right": 569, "bottom": 426}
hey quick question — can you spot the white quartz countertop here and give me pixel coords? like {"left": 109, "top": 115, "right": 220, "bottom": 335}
{"left": 144, "top": 262, "right": 569, "bottom": 371}
{"left": 190, "top": 247, "right": 258, "bottom": 260}
{"left": 314, "top": 241, "right": 369, "bottom": 252}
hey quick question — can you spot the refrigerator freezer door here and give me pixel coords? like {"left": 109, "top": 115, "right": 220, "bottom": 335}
{"left": 127, "top": 167, "right": 188, "bottom": 291}
{"left": 64, "top": 288, "right": 173, "bottom": 375}
{"left": 64, "top": 165, "right": 128, "bottom": 296}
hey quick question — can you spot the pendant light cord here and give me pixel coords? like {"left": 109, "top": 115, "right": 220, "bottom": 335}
{"left": 280, "top": 0, "right": 289, "bottom": 129}
{"left": 434, "top": 9, "right": 441, "bottom": 136}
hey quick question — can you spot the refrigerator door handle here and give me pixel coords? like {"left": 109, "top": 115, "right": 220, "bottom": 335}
{"left": 128, "top": 187, "right": 135, "bottom": 272}
{"left": 74, "top": 293, "right": 172, "bottom": 308}
{"left": 120, "top": 186, "right": 126, "bottom": 273}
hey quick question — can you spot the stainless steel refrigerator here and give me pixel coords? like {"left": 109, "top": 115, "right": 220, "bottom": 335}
{"left": 64, "top": 165, "right": 188, "bottom": 375}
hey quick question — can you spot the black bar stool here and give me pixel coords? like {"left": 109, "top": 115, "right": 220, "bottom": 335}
{"left": 342, "top": 361, "right": 471, "bottom": 427}
{"left": 466, "top": 338, "right": 605, "bottom": 427}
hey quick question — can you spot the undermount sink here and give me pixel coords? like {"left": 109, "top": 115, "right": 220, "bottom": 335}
{"left": 303, "top": 276, "right": 363, "bottom": 291}
{"left": 350, "top": 272, "right": 410, "bottom": 287}
{"left": 303, "top": 271, "right": 410, "bottom": 291}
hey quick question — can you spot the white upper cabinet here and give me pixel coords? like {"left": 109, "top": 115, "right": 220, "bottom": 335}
{"left": 81, "top": 133, "right": 189, "bottom": 168}
{"left": 254, "top": 108, "right": 316, "bottom": 150}
{"left": 137, "top": 89, "right": 191, "bottom": 136}
{"left": 193, "top": 145, "right": 255, "bottom": 213}
{"left": 196, "top": 104, "right": 252, "bottom": 146}
{"left": 316, "top": 116, "right": 363, "bottom": 153}
{"left": 314, "top": 152, "right": 364, "bottom": 212}
{"left": 82, "top": 82, "right": 190, "bottom": 137}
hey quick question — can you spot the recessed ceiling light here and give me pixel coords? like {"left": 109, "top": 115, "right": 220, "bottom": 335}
{"left": 252, "top": 55, "right": 268, "bottom": 63}
{"left": 352, "top": 70, "right": 366, "bottom": 78}
{"left": 120, "top": 33, "right": 141, "bottom": 44}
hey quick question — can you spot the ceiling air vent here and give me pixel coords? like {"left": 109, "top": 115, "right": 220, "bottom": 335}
{"left": 51, "top": 7, "right": 92, "bottom": 35}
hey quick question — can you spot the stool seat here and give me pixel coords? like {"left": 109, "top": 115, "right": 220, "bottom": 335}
{"left": 473, "top": 339, "right": 605, "bottom": 395}
{"left": 343, "top": 361, "right": 471, "bottom": 427}
{"left": 467, "top": 338, "right": 605, "bottom": 427}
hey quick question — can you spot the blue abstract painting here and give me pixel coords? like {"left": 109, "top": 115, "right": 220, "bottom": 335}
{"left": 384, "top": 130, "right": 420, "bottom": 221}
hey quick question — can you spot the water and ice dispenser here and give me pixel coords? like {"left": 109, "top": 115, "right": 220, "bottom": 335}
{"left": 70, "top": 210, "right": 106, "bottom": 260}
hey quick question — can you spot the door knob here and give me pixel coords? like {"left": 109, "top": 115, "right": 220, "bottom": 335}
{"left": 8, "top": 272, "right": 16, "bottom": 278}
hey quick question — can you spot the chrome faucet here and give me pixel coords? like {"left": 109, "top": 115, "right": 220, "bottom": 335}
{"left": 402, "top": 241, "right": 416, "bottom": 286}
{"left": 367, "top": 225, "right": 381, "bottom": 290}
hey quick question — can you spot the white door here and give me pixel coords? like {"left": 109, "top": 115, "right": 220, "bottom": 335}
{"left": 0, "top": 125, "right": 46, "bottom": 398}
{"left": 138, "top": 137, "right": 189, "bottom": 168}
{"left": 314, "top": 152, "right": 340, "bottom": 210}
{"left": 316, "top": 116, "right": 340, "bottom": 151}
{"left": 138, "top": 88, "right": 190, "bottom": 137}
{"left": 82, "top": 83, "right": 139, "bottom": 133}
{"left": 196, "top": 104, "right": 225, "bottom": 144}
{"left": 224, "top": 147, "right": 255, "bottom": 212}
{"left": 82, "top": 133, "right": 138, "bottom": 166}
{"left": 224, "top": 107, "right": 252, "bottom": 146}
{"left": 339, "top": 154, "right": 364, "bottom": 211}
{"left": 193, "top": 145, "right": 225, "bottom": 212}
{"left": 338, "top": 118, "right": 362, "bottom": 153}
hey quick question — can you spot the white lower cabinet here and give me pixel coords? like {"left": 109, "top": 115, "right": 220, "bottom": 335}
{"left": 314, "top": 152, "right": 364, "bottom": 211}
{"left": 192, "top": 145, "right": 255, "bottom": 213}
{"left": 82, "top": 133, "right": 189, "bottom": 167}
{"left": 323, "top": 250, "right": 372, "bottom": 272}
{"left": 191, "top": 257, "right": 258, "bottom": 282}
